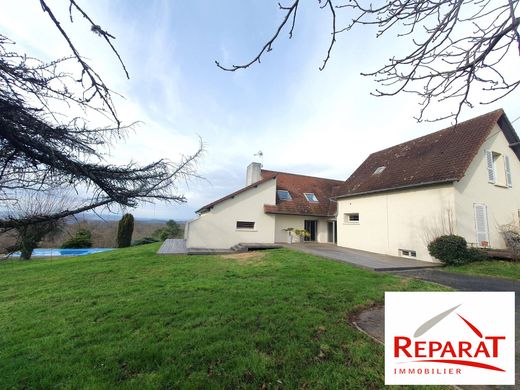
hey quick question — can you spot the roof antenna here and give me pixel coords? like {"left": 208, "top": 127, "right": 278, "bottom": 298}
{"left": 254, "top": 150, "right": 264, "bottom": 166}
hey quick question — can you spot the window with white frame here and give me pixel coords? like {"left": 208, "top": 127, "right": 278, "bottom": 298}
{"left": 304, "top": 193, "right": 319, "bottom": 202}
{"left": 277, "top": 190, "right": 292, "bottom": 201}
{"left": 400, "top": 249, "right": 417, "bottom": 258}
{"left": 486, "top": 150, "right": 512, "bottom": 188}
{"left": 344, "top": 213, "right": 360, "bottom": 224}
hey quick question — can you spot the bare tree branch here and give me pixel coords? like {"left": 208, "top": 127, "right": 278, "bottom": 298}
{"left": 218, "top": 0, "right": 520, "bottom": 121}
{"left": 39, "top": 0, "right": 122, "bottom": 126}
{"left": 0, "top": 2, "right": 204, "bottom": 245}
{"left": 215, "top": 1, "right": 300, "bottom": 71}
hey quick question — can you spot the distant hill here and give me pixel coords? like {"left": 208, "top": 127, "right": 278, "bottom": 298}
{"left": 76, "top": 213, "right": 186, "bottom": 225}
{"left": 0, "top": 218, "right": 184, "bottom": 250}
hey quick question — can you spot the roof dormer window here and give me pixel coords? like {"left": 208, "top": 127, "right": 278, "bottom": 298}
{"left": 373, "top": 166, "right": 386, "bottom": 175}
{"left": 304, "top": 193, "right": 319, "bottom": 202}
{"left": 277, "top": 190, "right": 292, "bottom": 201}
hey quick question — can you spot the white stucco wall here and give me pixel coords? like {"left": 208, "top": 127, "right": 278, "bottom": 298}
{"left": 454, "top": 124, "right": 520, "bottom": 249}
{"left": 274, "top": 215, "right": 331, "bottom": 243}
{"left": 337, "top": 184, "right": 455, "bottom": 262}
{"left": 186, "top": 179, "right": 277, "bottom": 249}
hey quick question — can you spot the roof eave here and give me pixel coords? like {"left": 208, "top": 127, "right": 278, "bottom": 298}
{"left": 264, "top": 210, "right": 334, "bottom": 218}
{"left": 498, "top": 113, "right": 520, "bottom": 160}
{"left": 335, "top": 178, "right": 458, "bottom": 200}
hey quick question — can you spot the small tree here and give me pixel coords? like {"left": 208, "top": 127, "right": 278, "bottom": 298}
{"left": 152, "top": 219, "right": 181, "bottom": 241}
{"left": 165, "top": 220, "right": 180, "bottom": 238}
{"left": 60, "top": 229, "right": 92, "bottom": 249}
{"left": 117, "top": 214, "right": 134, "bottom": 248}
{"left": 15, "top": 222, "right": 59, "bottom": 260}
{"left": 294, "top": 229, "right": 311, "bottom": 242}
{"left": 283, "top": 227, "right": 311, "bottom": 243}
{"left": 500, "top": 224, "right": 520, "bottom": 261}
{"left": 4, "top": 192, "right": 68, "bottom": 259}
{"left": 283, "top": 227, "right": 296, "bottom": 244}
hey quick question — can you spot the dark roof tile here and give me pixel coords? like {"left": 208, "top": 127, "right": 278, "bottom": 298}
{"left": 338, "top": 109, "right": 512, "bottom": 198}
{"left": 261, "top": 170, "right": 343, "bottom": 217}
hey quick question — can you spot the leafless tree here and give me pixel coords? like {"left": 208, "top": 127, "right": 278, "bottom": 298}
{"left": 1, "top": 1, "right": 203, "bottom": 236}
{"left": 2, "top": 191, "right": 74, "bottom": 259}
{"left": 216, "top": 0, "right": 519, "bottom": 121}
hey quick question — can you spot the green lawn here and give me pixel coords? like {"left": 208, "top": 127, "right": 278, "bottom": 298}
{"left": 0, "top": 244, "right": 448, "bottom": 389}
{"left": 444, "top": 259, "right": 520, "bottom": 280}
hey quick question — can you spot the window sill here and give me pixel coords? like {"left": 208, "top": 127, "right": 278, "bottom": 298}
{"left": 236, "top": 229, "right": 257, "bottom": 232}
{"left": 344, "top": 222, "right": 360, "bottom": 225}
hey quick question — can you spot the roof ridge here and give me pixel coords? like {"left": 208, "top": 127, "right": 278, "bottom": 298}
{"left": 370, "top": 108, "right": 504, "bottom": 156}
{"left": 261, "top": 169, "right": 344, "bottom": 183}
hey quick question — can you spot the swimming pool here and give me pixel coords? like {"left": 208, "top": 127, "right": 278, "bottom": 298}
{"left": 9, "top": 248, "right": 114, "bottom": 257}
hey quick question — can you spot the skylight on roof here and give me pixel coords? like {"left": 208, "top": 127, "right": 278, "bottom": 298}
{"left": 373, "top": 166, "right": 386, "bottom": 175}
{"left": 304, "top": 193, "right": 319, "bottom": 202}
{"left": 277, "top": 190, "right": 292, "bottom": 201}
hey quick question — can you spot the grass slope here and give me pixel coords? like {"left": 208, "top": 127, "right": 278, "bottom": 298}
{"left": 0, "top": 244, "right": 447, "bottom": 389}
{"left": 444, "top": 260, "right": 520, "bottom": 280}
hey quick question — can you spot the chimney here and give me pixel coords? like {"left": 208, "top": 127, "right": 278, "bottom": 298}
{"left": 246, "top": 162, "right": 262, "bottom": 186}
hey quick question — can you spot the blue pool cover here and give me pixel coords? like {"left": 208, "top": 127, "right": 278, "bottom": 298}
{"left": 10, "top": 248, "right": 114, "bottom": 257}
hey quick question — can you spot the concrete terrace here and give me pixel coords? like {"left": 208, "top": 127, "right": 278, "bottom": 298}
{"left": 284, "top": 242, "right": 442, "bottom": 271}
{"left": 157, "top": 239, "right": 283, "bottom": 255}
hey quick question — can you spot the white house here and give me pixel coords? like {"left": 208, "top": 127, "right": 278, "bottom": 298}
{"left": 185, "top": 165, "right": 344, "bottom": 249}
{"left": 336, "top": 109, "right": 520, "bottom": 261}
{"left": 185, "top": 109, "right": 520, "bottom": 262}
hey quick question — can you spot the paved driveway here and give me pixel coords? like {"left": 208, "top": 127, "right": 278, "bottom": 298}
{"left": 284, "top": 243, "right": 441, "bottom": 271}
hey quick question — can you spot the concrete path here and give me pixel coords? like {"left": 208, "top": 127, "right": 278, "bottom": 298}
{"left": 353, "top": 270, "right": 520, "bottom": 389}
{"left": 284, "top": 242, "right": 441, "bottom": 271}
{"left": 157, "top": 239, "right": 187, "bottom": 254}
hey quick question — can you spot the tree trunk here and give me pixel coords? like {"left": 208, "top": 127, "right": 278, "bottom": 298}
{"left": 20, "top": 242, "right": 34, "bottom": 260}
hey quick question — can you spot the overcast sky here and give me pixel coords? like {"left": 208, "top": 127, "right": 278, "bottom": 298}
{"left": 1, "top": 1, "right": 518, "bottom": 221}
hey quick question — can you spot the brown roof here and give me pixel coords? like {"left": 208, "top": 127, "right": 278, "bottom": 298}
{"left": 196, "top": 169, "right": 343, "bottom": 217}
{"left": 261, "top": 170, "right": 344, "bottom": 217}
{"left": 337, "top": 109, "right": 519, "bottom": 198}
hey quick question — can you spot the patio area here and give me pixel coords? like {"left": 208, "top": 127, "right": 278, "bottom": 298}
{"left": 284, "top": 242, "right": 442, "bottom": 271}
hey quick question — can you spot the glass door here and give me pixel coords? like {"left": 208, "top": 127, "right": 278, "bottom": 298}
{"left": 304, "top": 220, "right": 317, "bottom": 241}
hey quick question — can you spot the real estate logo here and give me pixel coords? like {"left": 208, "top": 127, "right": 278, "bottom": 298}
{"left": 385, "top": 292, "right": 515, "bottom": 385}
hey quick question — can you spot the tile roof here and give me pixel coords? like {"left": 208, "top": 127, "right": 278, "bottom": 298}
{"left": 261, "top": 170, "right": 344, "bottom": 217}
{"left": 196, "top": 169, "right": 343, "bottom": 217}
{"left": 196, "top": 109, "right": 519, "bottom": 213}
{"left": 337, "top": 109, "right": 517, "bottom": 198}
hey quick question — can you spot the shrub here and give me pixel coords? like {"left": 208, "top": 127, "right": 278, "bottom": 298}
{"left": 132, "top": 236, "right": 159, "bottom": 246}
{"left": 500, "top": 224, "right": 520, "bottom": 261}
{"left": 61, "top": 229, "right": 92, "bottom": 249}
{"left": 117, "top": 213, "right": 134, "bottom": 248}
{"left": 466, "top": 247, "right": 488, "bottom": 262}
{"left": 427, "top": 235, "right": 471, "bottom": 265}
{"left": 152, "top": 219, "right": 182, "bottom": 241}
